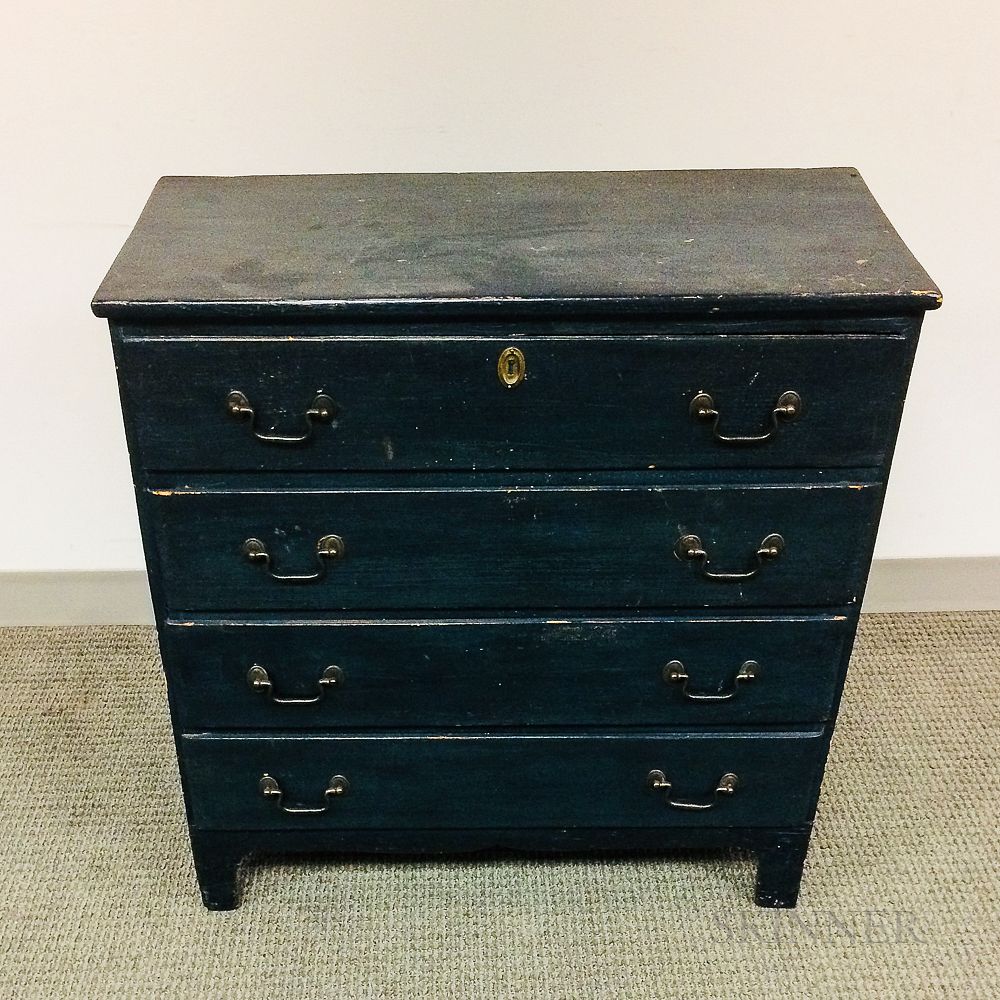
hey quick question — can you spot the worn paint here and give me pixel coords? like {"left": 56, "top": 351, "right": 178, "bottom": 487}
{"left": 98, "top": 169, "right": 937, "bottom": 911}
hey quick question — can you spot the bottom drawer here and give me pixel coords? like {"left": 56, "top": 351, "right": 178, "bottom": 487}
{"left": 181, "top": 730, "right": 830, "bottom": 830}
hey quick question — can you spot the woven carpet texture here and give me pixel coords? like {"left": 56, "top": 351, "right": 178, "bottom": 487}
{"left": 0, "top": 613, "right": 997, "bottom": 999}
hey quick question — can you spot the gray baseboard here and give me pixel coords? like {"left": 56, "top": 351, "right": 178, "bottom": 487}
{"left": 862, "top": 557, "right": 999, "bottom": 613}
{"left": 0, "top": 559, "right": 997, "bottom": 625}
{"left": 0, "top": 571, "right": 154, "bottom": 626}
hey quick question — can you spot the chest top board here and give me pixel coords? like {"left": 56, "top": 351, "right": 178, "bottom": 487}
{"left": 93, "top": 168, "right": 939, "bottom": 318}
{"left": 94, "top": 168, "right": 939, "bottom": 909}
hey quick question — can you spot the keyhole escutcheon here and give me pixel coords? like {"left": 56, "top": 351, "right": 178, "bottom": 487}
{"left": 497, "top": 346, "right": 526, "bottom": 388}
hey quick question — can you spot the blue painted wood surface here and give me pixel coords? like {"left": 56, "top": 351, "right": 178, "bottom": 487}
{"left": 90, "top": 170, "right": 941, "bottom": 320}
{"left": 162, "top": 612, "right": 853, "bottom": 728}
{"left": 148, "top": 472, "right": 883, "bottom": 611}
{"left": 115, "top": 326, "right": 915, "bottom": 471}
{"left": 180, "top": 729, "right": 829, "bottom": 829}
{"left": 95, "top": 169, "right": 939, "bottom": 909}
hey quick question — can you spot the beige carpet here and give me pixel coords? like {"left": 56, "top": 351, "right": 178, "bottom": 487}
{"left": 0, "top": 614, "right": 997, "bottom": 999}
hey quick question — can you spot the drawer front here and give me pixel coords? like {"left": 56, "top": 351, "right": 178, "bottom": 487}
{"left": 164, "top": 614, "right": 852, "bottom": 729}
{"left": 149, "top": 474, "right": 881, "bottom": 611}
{"left": 181, "top": 730, "right": 829, "bottom": 830}
{"left": 116, "top": 331, "right": 912, "bottom": 471}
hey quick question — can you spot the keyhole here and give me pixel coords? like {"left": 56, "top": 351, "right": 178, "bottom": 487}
{"left": 497, "top": 346, "right": 526, "bottom": 388}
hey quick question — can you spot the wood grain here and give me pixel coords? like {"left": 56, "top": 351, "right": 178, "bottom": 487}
{"left": 92, "top": 169, "right": 941, "bottom": 320}
{"left": 148, "top": 473, "right": 883, "bottom": 611}
{"left": 181, "top": 729, "right": 829, "bottom": 830}
{"left": 116, "top": 328, "right": 916, "bottom": 471}
{"left": 162, "top": 612, "right": 853, "bottom": 729}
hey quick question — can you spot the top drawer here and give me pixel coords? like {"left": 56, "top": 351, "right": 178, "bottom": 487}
{"left": 114, "top": 328, "right": 914, "bottom": 472}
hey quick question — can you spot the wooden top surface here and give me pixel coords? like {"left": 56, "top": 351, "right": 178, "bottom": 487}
{"left": 92, "top": 168, "right": 940, "bottom": 321}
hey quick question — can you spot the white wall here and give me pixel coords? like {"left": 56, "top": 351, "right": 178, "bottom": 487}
{"left": 2, "top": 1, "right": 997, "bottom": 572}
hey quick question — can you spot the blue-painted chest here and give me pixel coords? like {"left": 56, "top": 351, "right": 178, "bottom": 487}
{"left": 93, "top": 168, "right": 939, "bottom": 909}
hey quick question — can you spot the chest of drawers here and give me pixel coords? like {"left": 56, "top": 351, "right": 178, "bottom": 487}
{"left": 93, "top": 168, "right": 939, "bottom": 909}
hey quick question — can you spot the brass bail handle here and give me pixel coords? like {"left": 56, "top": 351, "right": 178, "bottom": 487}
{"left": 226, "top": 389, "right": 337, "bottom": 444}
{"left": 247, "top": 664, "right": 344, "bottom": 704}
{"left": 690, "top": 390, "right": 801, "bottom": 445}
{"left": 258, "top": 773, "right": 349, "bottom": 814}
{"left": 663, "top": 660, "right": 759, "bottom": 701}
{"left": 242, "top": 534, "right": 345, "bottom": 583}
{"left": 675, "top": 533, "right": 784, "bottom": 582}
{"left": 647, "top": 770, "right": 739, "bottom": 811}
